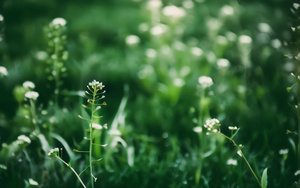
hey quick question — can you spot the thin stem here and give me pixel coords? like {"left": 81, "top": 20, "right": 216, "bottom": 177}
{"left": 54, "top": 41, "right": 60, "bottom": 105}
{"left": 296, "top": 54, "right": 300, "bottom": 169}
{"left": 55, "top": 156, "right": 86, "bottom": 188}
{"left": 89, "top": 88, "right": 97, "bottom": 188}
{"left": 217, "top": 132, "right": 261, "bottom": 187}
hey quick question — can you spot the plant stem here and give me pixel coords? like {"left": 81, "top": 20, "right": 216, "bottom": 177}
{"left": 218, "top": 133, "right": 261, "bottom": 187}
{"left": 55, "top": 156, "right": 86, "bottom": 188}
{"left": 89, "top": 88, "right": 97, "bottom": 188}
{"left": 296, "top": 54, "right": 300, "bottom": 169}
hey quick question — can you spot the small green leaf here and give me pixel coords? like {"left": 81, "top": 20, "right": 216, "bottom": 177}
{"left": 261, "top": 168, "right": 268, "bottom": 188}
{"left": 286, "top": 87, "right": 291, "bottom": 92}
{"left": 86, "top": 129, "right": 90, "bottom": 132}
{"left": 69, "top": 161, "right": 72, "bottom": 167}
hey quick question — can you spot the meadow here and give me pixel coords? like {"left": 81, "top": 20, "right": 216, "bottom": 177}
{"left": 0, "top": 0, "right": 298, "bottom": 187}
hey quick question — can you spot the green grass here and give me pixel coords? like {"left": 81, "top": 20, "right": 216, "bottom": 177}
{"left": 0, "top": 0, "right": 297, "bottom": 187}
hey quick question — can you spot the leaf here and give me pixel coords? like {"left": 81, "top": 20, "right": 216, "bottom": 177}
{"left": 261, "top": 168, "right": 268, "bottom": 188}
{"left": 78, "top": 115, "right": 90, "bottom": 121}
{"left": 50, "top": 133, "right": 76, "bottom": 159}
{"left": 82, "top": 104, "right": 91, "bottom": 109}
{"left": 69, "top": 161, "right": 72, "bottom": 167}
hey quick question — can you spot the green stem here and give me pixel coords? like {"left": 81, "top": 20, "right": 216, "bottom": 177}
{"left": 55, "top": 156, "right": 86, "bottom": 188}
{"left": 29, "top": 99, "right": 39, "bottom": 131}
{"left": 217, "top": 133, "right": 261, "bottom": 187}
{"left": 89, "top": 88, "right": 97, "bottom": 188}
{"left": 196, "top": 88, "right": 206, "bottom": 185}
{"left": 297, "top": 59, "right": 300, "bottom": 169}
{"left": 54, "top": 41, "right": 60, "bottom": 106}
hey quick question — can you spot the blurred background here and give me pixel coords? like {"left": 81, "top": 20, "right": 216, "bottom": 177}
{"left": 0, "top": 0, "right": 297, "bottom": 187}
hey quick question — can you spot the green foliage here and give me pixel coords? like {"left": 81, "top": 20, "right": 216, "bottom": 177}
{"left": 0, "top": 0, "right": 297, "bottom": 187}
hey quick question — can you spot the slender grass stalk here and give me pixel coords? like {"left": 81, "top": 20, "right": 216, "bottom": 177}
{"left": 89, "top": 90, "right": 96, "bottom": 188}
{"left": 48, "top": 148, "right": 86, "bottom": 188}
{"left": 55, "top": 156, "right": 87, "bottom": 188}
{"left": 81, "top": 80, "right": 106, "bottom": 188}
{"left": 217, "top": 132, "right": 261, "bottom": 187}
{"left": 203, "top": 119, "right": 261, "bottom": 187}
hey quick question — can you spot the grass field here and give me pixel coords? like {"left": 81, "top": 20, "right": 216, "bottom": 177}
{"left": 0, "top": 0, "right": 298, "bottom": 187}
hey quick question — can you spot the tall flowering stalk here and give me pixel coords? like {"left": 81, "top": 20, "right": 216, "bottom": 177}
{"left": 45, "top": 18, "right": 68, "bottom": 104}
{"left": 193, "top": 76, "right": 213, "bottom": 185}
{"left": 78, "top": 80, "right": 107, "bottom": 188}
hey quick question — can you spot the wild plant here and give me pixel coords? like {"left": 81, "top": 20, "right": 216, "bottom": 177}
{"left": 79, "top": 80, "right": 107, "bottom": 188}
{"left": 44, "top": 18, "right": 68, "bottom": 104}
{"left": 201, "top": 119, "right": 268, "bottom": 188}
{"left": 50, "top": 80, "right": 107, "bottom": 188}
{"left": 192, "top": 76, "right": 216, "bottom": 185}
{"left": 289, "top": 3, "right": 300, "bottom": 185}
{"left": 193, "top": 76, "right": 268, "bottom": 187}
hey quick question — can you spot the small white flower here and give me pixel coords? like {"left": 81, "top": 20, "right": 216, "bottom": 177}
{"left": 146, "top": 48, "right": 157, "bottom": 58}
{"left": 220, "top": 5, "right": 234, "bottom": 16}
{"left": 91, "top": 123, "right": 103, "bottom": 130}
{"left": 125, "top": 35, "right": 140, "bottom": 46}
{"left": 237, "top": 150, "right": 242, "bottom": 157}
{"left": 258, "top": 22, "right": 271, "bottom": 33}
{"left": 162, "top": 5, "right": 186, "bottom": 19}
{"left": 204, "top": 118, "right": 220, "bottom": 133}
{"left": 0, "top": 66, "right": 8, "bottom": 77}
{"left": 25, "top": 91, "right": 39, "bottom": 100}
{"left": 23, "top": 81, "right": 35, "bottom": 90}
{"left": 190, "top": 47, "right": 203, "bottom": 57}
{"left": 183, "top": 1, "right": 194, "bottom": 9}
{"left": 18, "top": 135, "right": 31, "bottom": 144}
{"left": 239, "top": 35, "right": 252, "bottom": 44}
{"left": 228, "top": 126, "right": 238, "bottom": 130}
{"left": 295, "top": 170, "right": 300, "bottom": 176}
{"left": 0, "top": 14, "right": 4, "bottom": 22}
{"left": 89, "top": 80, "right": 104, "bottom": 89}
{"left": 217, "top": 59, "right": 230, "bottom": 68}
{"left": 279, "top": 149, "right": 288, "bottom": 155}
{"left": 150, "top": 24, "right": 168, "bottom": 36}
{"left": 28, "top": 178, "right": 38, "bottom": 186}
{"left": 226, "top": 158, "right": 237, "bottom": 166}
{"left": 173, "top": 78, "right": 184, "bottom": 87}
{"left": 147, "top": 0, "right": 162, "bottom": 11}
{"left": 193, "top": 126, "right": 203, "bottom": 133}
{"left": 198, "top": 76, "right": 213, "bottom": 88}
{"left": 48, "top": 148, "right": 59, "bottom": 156}
{"left": 52, "top": 18, "right": 67, "bottom": 26}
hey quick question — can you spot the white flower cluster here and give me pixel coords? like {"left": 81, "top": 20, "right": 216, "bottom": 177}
{"left": 51, "top": 18, "right": 67, "bottom": 26}
{"left": 226, "top": 158, "right": 237, "bottom": 166}
{"left": 0, "top": 66, "right": 8, "bottom": 77}
{"left": 198, "top": 76, "right": 213, "bottom": 88}
{"left": 22, "top": 81, "right": 39, "bottom": 100}
{"left": 25, "top": 91, "right": 39, "bottom": 100}
{"left": 162, "top": 5, "right": 186, "bottom": 20}
{"left": 89, "top": 80, "right": 104, "bottom": 90}
{"left": 204, "top": 118, "right": 220, "bottom": 133}
{"left": 125, "top": 35, "right": 140, "bottom": 46}
{"left": 23, "top": 81, "right": 35, "bottom": 90}
{"left": 193, "top": 126, "right": 203, "bottom": 133}
{"left": 48, "top": 148, "right": 59, "bottom": 156}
